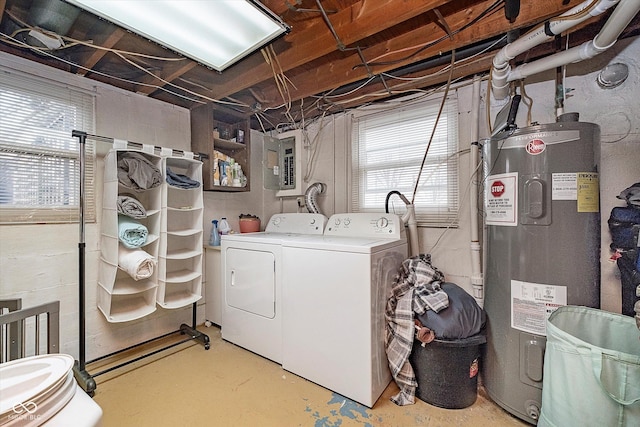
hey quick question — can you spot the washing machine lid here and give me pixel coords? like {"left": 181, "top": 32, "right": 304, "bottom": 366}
{"left": 282, "top": 234, "right": 406, "bottom": 253}
{"left": 281, "top": 213, "right": 406, "bottom": 253}
{"left": 0, "top": 354, "right": 75, "bottom": 421}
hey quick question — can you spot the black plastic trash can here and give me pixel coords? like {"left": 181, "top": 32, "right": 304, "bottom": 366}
{"left": 409, "top": 333, "right": 487, "bottom": 409}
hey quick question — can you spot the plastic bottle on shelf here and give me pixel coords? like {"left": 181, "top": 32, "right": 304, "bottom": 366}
{"left": 209, "top": 220, "right": 221, "bottom": 246}
{"left": 219, "top": 217, "right": 231, "bottom": 235}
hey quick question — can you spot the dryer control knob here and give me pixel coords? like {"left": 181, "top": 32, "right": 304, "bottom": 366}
{"left": 376, "top": 217, "right": 389, "bottom": 228}
{"left": 334, "top": 218, "right": 341, "bottom": 225}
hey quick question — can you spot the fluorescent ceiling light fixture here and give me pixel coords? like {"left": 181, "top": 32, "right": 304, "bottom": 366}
{"left": 65, "top": 0, "right": 289, "bottom": 71}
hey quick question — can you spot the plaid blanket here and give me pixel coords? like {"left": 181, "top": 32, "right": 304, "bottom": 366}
{"left": 385, "top": 254, "right": 449, "bottom": 405}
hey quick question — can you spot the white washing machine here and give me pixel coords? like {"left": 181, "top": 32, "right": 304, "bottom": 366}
{"left": 281, "top": 213, "right": 407, "bottom": 407}
{"left": 0, "top": 354, "right": 102, "bottom": 427}
{"left": 220, "top": 213, "right": 327, "bottom": 363}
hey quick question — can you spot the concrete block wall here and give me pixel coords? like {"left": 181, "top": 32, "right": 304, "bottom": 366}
{"left": 2, "top": 35, "right": 639, "bottom": 362}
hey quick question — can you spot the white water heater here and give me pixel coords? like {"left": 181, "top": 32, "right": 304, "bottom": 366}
{"left": 482, "top": 120, "right": 601, "bottom": 424}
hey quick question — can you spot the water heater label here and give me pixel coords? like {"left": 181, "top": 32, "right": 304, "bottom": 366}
{"left": 510, "top": 280, "right": 567, "bottom": 336}
{"left": 485, "top": 172, "right": 518, "bottom": 226}
{"left": 577, "top": 172, "right": 599, "bottom": 213}
{"left": 552, "top": 173, "right": 578, "bottom": 200}
{"left": 552, "top": 172, "right": 600, "bottom": 213}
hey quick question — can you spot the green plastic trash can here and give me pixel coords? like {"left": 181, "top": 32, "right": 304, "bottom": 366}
{"left": 538, "top": 306, "right": 640, "bottom": 427}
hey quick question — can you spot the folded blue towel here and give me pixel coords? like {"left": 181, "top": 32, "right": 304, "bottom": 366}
{"left": 118, "top": 215, "right": 148, "bottom": 249}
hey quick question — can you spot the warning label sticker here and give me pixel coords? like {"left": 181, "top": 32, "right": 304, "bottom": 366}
{"left": 577, "top": 172, "right": 599, "bottom": 213}
{"left": 485, "top": 172, "right": 518, "bottom": 226}
{"left": 510, "top": 280, "right": 567, "bottom": 336}
{"left": 552, "top": 173, "right": 577, "bottom": 200}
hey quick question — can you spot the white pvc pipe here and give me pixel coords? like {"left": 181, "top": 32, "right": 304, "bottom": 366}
{"left": 403, "top": 206, "right": 420, "bottom": 257}
{"left": 509, "top": 41, "right": 598, "bottom": 80}
{"left": 596, "top": 0, "right": 640, "bottom": 47}
{"left": 388, "top": 190, "right": 420, "bottom": 257}
{"left": 492, "top": 0, "right": 625, "bottom": 100}
{"left": 469, "top": 76, "right": 484, "bottom": 307}
{"left": 508, "top": 0, "right": 640, "bottom": 82}
{"left": 493, "top": 0, "right": 615, "bottom": 66}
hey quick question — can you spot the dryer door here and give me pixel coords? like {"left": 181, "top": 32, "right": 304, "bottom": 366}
{"left": 225, "top": 248, "right": 276, "bottom": 318}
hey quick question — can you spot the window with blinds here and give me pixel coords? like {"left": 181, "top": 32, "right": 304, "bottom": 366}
{"left": 0, "top": 68, "right": 96, "bottom": 224}
{"left": 351, "top": 95, "right": 459, "bottom": 227}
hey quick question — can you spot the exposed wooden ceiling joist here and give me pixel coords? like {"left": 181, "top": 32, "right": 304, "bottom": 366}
{"left": 257, "top": 0, "right": 586, "bottom": 111}
{"left": 0, "top": 0, "right": 637, "bottom": 129}
{"left": 207, "top": 0, "right": 455, "bottom": 99}
{"left": 75, "top": 27, "right": 126, "bottom": 77}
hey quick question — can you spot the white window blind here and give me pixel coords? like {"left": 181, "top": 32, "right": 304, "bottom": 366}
{"left": 0, "top": 68, "right": 96, "bottom": 224}
{"left": 351, "top": 95, "right": 459, "bottom": 227}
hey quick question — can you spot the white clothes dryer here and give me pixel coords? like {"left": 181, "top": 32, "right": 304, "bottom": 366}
{"left": 220, "top": 213, "right": 327, "bottom": 363}
{"left": 281, "top": 213, "right": 407, "bottom": 407}
{"left": 0, "top": 354, "right": 102, "bottom": 427}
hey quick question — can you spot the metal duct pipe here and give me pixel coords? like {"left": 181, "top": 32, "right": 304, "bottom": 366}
{"left": 28, "top": 0, "right": 81, "bottom": 35}
{"left": 304, "top": 182, "right": 326, "bottom": 215}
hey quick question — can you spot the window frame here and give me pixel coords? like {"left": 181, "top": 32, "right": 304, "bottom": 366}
{"left": 350, "top": 94, "right": 460, "bottom": 227}
{"left": 0, "top": 66, "right": 96, "bottom": 225}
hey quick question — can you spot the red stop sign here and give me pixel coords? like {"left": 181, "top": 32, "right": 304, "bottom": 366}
{"left": 491, "top": 180, "right": 505, "bottom": 197}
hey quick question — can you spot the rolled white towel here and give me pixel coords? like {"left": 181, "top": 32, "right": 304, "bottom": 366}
{"left": 118, "top": 247, "right": 155, "bottom": 281}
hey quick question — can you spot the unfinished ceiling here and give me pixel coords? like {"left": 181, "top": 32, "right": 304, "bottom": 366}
{"left": 1, "top": 0, "right": 639, "bottom": 130}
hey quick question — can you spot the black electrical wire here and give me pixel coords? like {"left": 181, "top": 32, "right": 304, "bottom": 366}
{"left": 355, "top": 0, "right": 505, "bottom": 69}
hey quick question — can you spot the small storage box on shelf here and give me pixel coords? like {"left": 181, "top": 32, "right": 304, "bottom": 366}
{"left": 98, "top": 148, "right": 162, "bottom": 323}
{"left": 158, "top": 155, "right": 204, "bottom": 309}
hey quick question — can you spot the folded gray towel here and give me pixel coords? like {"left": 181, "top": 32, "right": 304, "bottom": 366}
{"left": 117, "top": 152, "right": 162, "bottom": 191}
{"left": 117, "top": 194, "right": 147, "bottom": 219}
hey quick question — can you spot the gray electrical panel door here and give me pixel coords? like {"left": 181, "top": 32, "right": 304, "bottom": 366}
{"left": 263, "top": 135, "right": 297, "bottom": 192}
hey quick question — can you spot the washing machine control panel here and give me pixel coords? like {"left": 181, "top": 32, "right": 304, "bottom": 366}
{"left": 265, "top": 213, "right": 328, "bottom": 234}
{"left": 325, "top": 213, "right": 403, "bottom": 239}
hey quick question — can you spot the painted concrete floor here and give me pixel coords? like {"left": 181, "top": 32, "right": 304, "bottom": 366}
{"left": 91, "top": 326, "right": 529, "bottom": 427}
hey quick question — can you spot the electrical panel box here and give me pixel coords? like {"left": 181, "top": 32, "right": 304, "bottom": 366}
{"left": 263, "top": 129, "right": 304, "bottom": 197}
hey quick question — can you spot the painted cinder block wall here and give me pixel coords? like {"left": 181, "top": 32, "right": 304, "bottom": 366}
{"left": 1, "top": 35, "right": 639, "bottom": 361}
{"left": 0, "top": 52, "right": 268, "bottom": 360}
{"left": 287, "top": 35, "right": 640, "bottom": 314}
